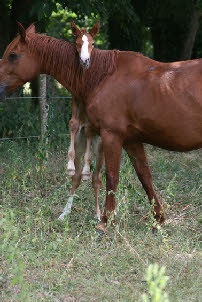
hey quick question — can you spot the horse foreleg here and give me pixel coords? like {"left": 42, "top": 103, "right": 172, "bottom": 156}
{"left": 92, "top": 138, "right": 104, "bottom": 220}
{"left": 96, "top": 131, "right": 122, "bottom": 232}
{"left": 124, "top": 142, "right": 165, "bottom": 223}
{"left": 59, "top": 157, "right": 82, "bottom": 220}
{"left": 60, "top": 132, "right": 84, "bottom": 220}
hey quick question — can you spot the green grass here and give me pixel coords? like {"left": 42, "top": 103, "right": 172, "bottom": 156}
{"left": 0, "top": 140, "right": 201, "bottom": 301}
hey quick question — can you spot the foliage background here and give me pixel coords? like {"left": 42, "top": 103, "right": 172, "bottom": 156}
{"left": 0, "top": 2, "right": 201, "bottom": 301}
{"left": 1, "top": 0, "right": 202, "bottom": 138}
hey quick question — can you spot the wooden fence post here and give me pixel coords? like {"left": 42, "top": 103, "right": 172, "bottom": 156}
{"left": 39, "top": 74, "right": 49, "bottom": 158}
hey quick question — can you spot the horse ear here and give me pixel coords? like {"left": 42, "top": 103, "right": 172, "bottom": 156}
{"left": 17, "top": 22, "right": 26, "bottom": 42}
{"left": 26, "top": 23, "right": 36, "bottom": 34}
{"left": 71, "top": 21, "right": 81, "bottom": 36}
{"left": 89, "top": 21, "right": 100, "bottom": 38}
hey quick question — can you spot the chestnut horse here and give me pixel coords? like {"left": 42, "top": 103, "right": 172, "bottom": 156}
{"left": 67, "top": 21, "right": 100, "bottom": 180}
{"left": 0, "top": 23, "right": 201, "bottom": 232}
{"left": 63, "top": 21, "right": 103, "bottom": 220}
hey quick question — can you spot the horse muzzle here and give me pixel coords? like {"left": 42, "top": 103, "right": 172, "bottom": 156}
{"left": 0, "top": 84, "right": 7, "bottom": 101}
{"left": 80, "top": 58, "right": 90, "bottom": 69}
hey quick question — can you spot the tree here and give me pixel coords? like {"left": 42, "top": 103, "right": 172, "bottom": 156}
{"left": 106, "top": 0, "right": 142, "bottom": 51}
{"left": 0, "top": 1, "right": 10, "bottom": 56}
{"left": 0, "top": 0, "right": 57, "bottom": 56}
{"left": 180, "top": 0, "right": 202, "bottom": 59}
{"left": 133, "top": 0, "right": 202, "bottom": 61}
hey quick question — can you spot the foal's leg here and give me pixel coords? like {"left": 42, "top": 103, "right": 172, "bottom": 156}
{"left": 67, "top": 97, "right": 80, "bottom": 176}
{"left": 82, "top": 124, "right": 96, "bottom": 180}
{"left": 59, "top": 131, "right": 85, "bottom": 220}
{"left": 96, "top": 130, "right": 123, "bottom": 232}
{"left": 81, "top": 134, "right": 91, "bottom": 180}
{"left": 124, "top": 142, "right": 165, "bottom": 223}
{"left": 92, "top": 137, "right": 104, "bottom": 220}
{"left": 59, "top": 156, "right": 82, "bottom": 220}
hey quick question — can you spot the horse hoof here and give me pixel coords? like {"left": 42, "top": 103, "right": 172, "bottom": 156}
{"left": 96, "top": 222, "right": 107, "bottom": 234}
{"left": 154, "top": 213, "right": 166, "bottom": 224}
{"left": 58, "top": 213, "right": 65, "bottom": 220}
{"left": 94, "top": 211, "right": 101, "bottom": 221}
{"left": 67, "top": 161, "right": 75, "bottom": 176}
{"left": 94, "top": 215, "right": 101, "bottom": 221}
{"left": 82, "top": 173, "right": 91, "bottom": 181}
{"left": 96, "top": 228, "right": 107, "bottom": 238}
{"left": 67, "top": 169, "right": 75, "bottom": 176}
{"left": 152, "top": 227, "right": 158, "bottom": 235}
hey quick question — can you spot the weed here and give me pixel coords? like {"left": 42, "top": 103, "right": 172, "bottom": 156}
{"left": 142, "top": 263, "right": 169, "bottom": 302}
{"left": 0, "top": 210, "right": 30, "bottom": 301}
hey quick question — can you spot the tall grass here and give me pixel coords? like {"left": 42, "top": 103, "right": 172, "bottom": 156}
{"left": 0, "top": 140, "right": 201, "bottom": 301}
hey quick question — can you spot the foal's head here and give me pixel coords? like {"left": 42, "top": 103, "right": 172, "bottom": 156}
{"left": 71, "top": 21, "right": 100, "bottom": 69}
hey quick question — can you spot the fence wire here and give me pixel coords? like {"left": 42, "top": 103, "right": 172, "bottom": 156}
{"left": 0, "top": 95, "right": 72, "bottom": 142}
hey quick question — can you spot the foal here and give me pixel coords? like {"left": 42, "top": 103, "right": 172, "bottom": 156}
{"left": 67, "top": 21, "right": 100, "bottom": 179}
{"left": 61, "top": 21, "right": 103, "bottom": 220}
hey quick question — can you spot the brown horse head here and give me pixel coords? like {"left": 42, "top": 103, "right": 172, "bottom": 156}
{"left": 0, "top": 22, "right": 40, "bottom": 100}
{"left": 71, "top": 21, "right": 100, "bottom": 69}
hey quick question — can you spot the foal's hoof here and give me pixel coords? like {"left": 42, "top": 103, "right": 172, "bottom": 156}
{"left": 154, "top": 213, "right": 166, "bottom": 224}
{"left": 152, "top": 226, "right": 159, "bottom": 234}
{"left": 58, "top": 213, "right": 66, "bottom": 220}
{"left": 96, "top": 222, "right": 108, "bottom": 234}
{"left": 67, "top": 169, "right": 75, "bottom": 176}
{"left": 82, "top": 173, "right": 91, "bottom": 181}
{"left": 94, "top": 211, "right": 101, "bottom": 221}
{"left": 67, "top": 161, "right": 75, "bottom": 176}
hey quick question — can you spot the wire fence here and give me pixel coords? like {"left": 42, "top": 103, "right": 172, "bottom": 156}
{"left": 0, "top": 96, "right": 72, "bottom": 142}
{"left": 0, "top": 75, "right": 72, "bottom": 142}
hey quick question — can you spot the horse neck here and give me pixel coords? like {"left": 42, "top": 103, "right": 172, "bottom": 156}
{"left": 28, "top": 34, "right": 117, "bottom": 100}
{"left": 28, "top": 34, "right": 82, "bottom": 98}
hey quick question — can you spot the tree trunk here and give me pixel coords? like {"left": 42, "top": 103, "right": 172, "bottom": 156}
{"left": 107, "top": 2, "right": 142, "bottom": 52}
{"left": 9, "top": 0, "right": 36, "bottom": 38}
{"left": 180, "top": 9, "right": 202, "bottom": 60}
{"left": 0, "top": 2, "right": 10, "bottom": 56}
{"left": 151, "top": 19, "right": 186, "bottom": 62}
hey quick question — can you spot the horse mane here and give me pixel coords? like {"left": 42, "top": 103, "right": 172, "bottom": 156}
{"left": 26, "top": 33, "right": 118, "bottom": 99}
{"left": 84, "top": 48, "right": 118, "bottom": 97}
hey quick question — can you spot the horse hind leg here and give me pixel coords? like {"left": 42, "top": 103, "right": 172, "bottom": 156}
{"left": 67, "top": 118, "right": 80, "bottom": 176}
{"left": 92, "top": 137, "right": 104, "bottom": 220}
{"left": 81, "top": 135, "right": 91, "bottom": 180}
{"left": 124, "top": 142, "right": 165, "bottom": 224}
{"left": 67, "top": 96, "right": 81, "bottom": 176}
{"left": 96, "top": 130, "right": 123, "bottom": 233}
{"left": 82, "top": 124, "right": 96, "bottom": 181}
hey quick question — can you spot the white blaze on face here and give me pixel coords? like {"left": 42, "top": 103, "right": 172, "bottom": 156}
{"left": 80, "top": 34, "right": 89, "bottom": 62}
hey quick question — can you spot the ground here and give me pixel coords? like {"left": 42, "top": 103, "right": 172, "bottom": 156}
{"left": 0, "top": 141, "right": 201, "bottom": 301}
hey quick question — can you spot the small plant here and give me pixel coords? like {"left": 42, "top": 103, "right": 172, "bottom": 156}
{"left": 142, "top": 263, "right": 169, "bottom": 302}
{"left": 0, "top": 209, "right": 29, "bottom": 301}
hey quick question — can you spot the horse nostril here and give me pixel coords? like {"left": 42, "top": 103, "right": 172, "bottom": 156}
{"left": 85, "top": 59, "right": 90, "bottom": 68}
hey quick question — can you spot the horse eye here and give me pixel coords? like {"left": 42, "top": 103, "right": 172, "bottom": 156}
{"left": 92, "top": 42, "right": 95, "bottom": 47}
{"left": 8, "top": 52, "right": 18, "bottom": 62}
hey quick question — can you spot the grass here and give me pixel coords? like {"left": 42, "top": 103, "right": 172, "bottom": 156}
{"left": 0, "top": 140, "right": 201, "bottom": 301}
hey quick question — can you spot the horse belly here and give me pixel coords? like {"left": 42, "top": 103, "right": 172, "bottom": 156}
{"left": 127, "top": 81, "right": 202, "bottom": 151}
{"left": 137, "top": 116, "right": 202, "bottom": 151}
